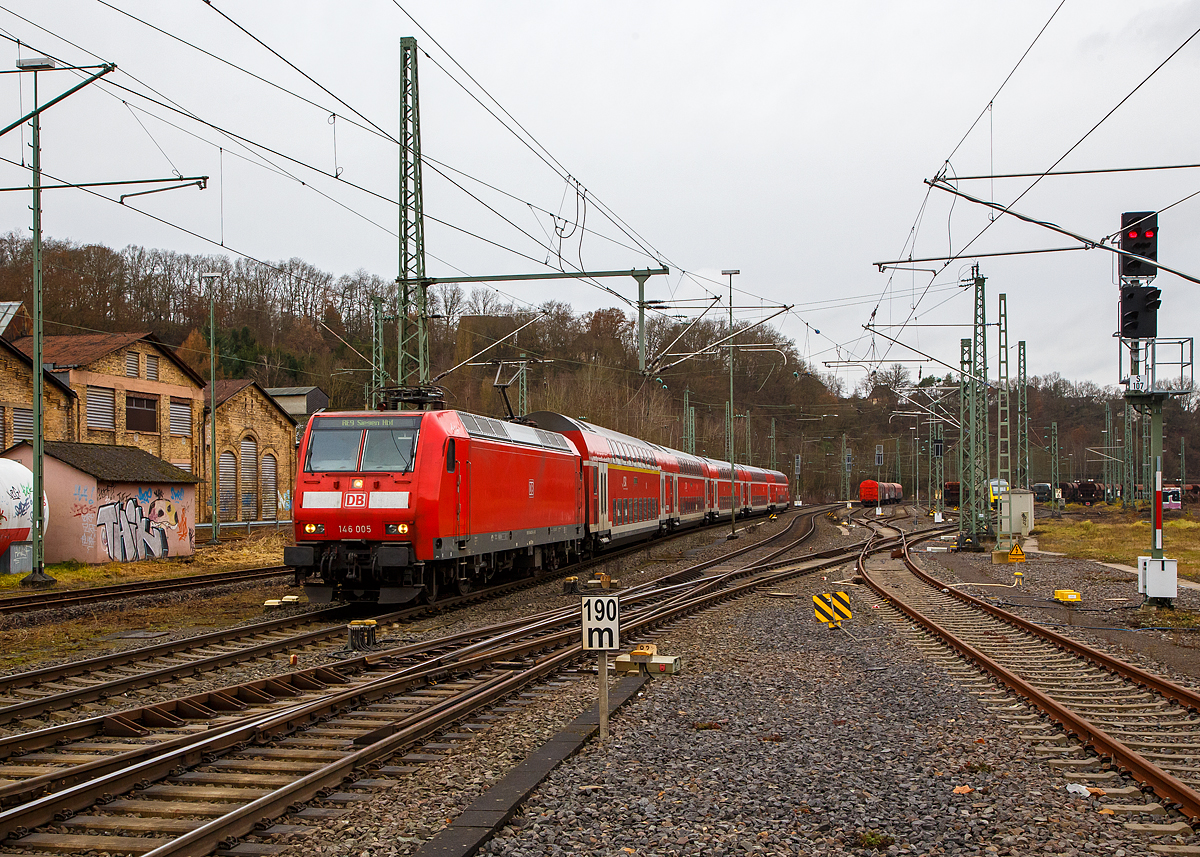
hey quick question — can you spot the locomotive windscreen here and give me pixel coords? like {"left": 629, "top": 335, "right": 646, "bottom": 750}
{"left": 305, "top": 415, "right": 421, "bottom": 472}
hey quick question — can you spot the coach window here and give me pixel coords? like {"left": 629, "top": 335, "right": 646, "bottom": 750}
{"left": 446, "top": 438, "right": 456, "bottom": 472}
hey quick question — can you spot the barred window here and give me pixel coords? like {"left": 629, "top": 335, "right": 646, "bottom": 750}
{"left": 12, "top": 408, "right": 32, "bottom": 442}
{"left": 169, "top": 399, "right": 192, "bottom": 437}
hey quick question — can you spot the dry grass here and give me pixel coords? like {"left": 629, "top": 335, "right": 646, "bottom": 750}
{"left": 0, "top": 530, "right": 290, "bottom": 593}
{"left": 1036, "top": 506, "right": 1200, "bottom": 581}
{"left": 0, "top": 585, "right": 286, "bottom": 671}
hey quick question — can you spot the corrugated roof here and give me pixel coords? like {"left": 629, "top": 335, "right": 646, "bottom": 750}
{"left": 9, "top": 441, "right": 200, "bottom": 484}
{"left": 264, "top": 386, "right": 321, "bottom": 396}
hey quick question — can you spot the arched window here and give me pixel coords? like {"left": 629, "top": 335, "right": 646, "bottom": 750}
{"left": 261, "top": 453, "right": 278, "bottom": 520}
{"left": 219, "top": 451, "right": 237, "bottom": 521}
{"left": 240, "top": 437, "right": 259, "bottom": 520}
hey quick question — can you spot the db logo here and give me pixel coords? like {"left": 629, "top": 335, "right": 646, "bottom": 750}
{"left": 344, "top": 493, "right": 367, "bottom": 507}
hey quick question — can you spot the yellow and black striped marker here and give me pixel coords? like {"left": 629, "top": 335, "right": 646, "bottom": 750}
{"left": 813, "top": 591, "right": 853, "bottom": 628}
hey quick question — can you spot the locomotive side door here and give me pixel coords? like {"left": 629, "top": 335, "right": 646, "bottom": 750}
{"left": 448, "top": 437, "right": 467, "bottom": 544}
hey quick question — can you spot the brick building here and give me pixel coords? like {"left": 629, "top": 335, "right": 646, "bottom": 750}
{"left": 200, "top": 379, "right": 297, "bottom": 525}
{"left": 0, "top": 337, "right": 76, "bottom": 446}
{"left": 0, "top": 325, "right": 297, "bottom": 555}
{"left": 11, "top": 332, "right": 206, "bottom": 474}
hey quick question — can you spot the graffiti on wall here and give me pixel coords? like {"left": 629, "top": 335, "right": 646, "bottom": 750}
{"left": 96, "top": 487, "right": 190, "bottom": 562}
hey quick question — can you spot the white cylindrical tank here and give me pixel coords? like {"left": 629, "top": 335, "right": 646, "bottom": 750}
{"left": 0, "top": 459, "right": 48, "bottom": 557}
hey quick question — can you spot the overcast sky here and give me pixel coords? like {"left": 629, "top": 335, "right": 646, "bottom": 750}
{"left": 0, "top": 0, "right": 1197, "bottom": 395}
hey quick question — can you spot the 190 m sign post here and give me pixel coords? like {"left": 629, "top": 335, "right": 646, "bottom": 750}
{"left": 582, "top": 593, "right": 620, "bottom": 741}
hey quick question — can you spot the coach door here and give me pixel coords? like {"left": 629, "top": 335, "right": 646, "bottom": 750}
{"left": 598, "top": 462, "right": 609, "bottom": 530}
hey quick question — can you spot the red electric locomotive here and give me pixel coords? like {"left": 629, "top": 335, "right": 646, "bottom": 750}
{"left": 288, "top": 408, "right": 790, "bottom": 604}
{"left": 287, "top": 410, "right": 584, "bottom": 604}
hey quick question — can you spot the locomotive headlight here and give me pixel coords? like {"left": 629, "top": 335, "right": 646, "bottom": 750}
{"left": 351, "top": 478, "right": 364, "bottom": 489}
{"left": 303, "top": 523, "right": 325, "bottom": 534}
{"left": 385, "top": 523, "right": 409, "bottom": 535}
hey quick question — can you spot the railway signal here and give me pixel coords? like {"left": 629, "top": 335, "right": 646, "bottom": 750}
{"left": 1120, "top": 211, "right": 1158, "bottom": 279}
{"left": 1119, "top": 284, "right": 1161, "bottom": 339}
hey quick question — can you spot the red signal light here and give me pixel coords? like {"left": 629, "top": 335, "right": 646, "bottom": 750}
{"left": 1128, "top": 229, "right": 1140, "bottom": 239}
{"left": 1145, "top": 229, "right": 1155, "bottom": 238}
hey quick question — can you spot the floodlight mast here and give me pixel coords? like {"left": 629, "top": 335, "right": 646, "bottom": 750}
{"left": 202, "top": 273, "right": 222, "bottom": 544}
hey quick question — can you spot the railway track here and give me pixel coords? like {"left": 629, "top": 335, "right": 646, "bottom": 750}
{"left": 0, "top": 566, "right": 294, "bottom": 615}
{"left": 0, "top": 508, "right": 830, "bottom": 732}
{"left": 859, "top": 532, "right": 1200, "bottom": 830}
{"left": 0, "top": 504, "right": 915, "bottom": 855}
{"left": 0, "top": 506, "right": 826, "bottom": 620}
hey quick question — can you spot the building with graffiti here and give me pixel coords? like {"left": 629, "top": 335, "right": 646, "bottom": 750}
{"left": 2, "top": 441, "right": 198, "bottom": 563}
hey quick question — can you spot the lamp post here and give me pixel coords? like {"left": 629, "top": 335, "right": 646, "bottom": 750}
{"left": 912, "top": 425, "right": 919, "bottom": 507}
{"left": 202, "top": 273, "right": 221, "bottom": 544}
{"left": 722, "top": 269, "right": 739, "bottom": 540}
{"left": 19, "top": 56, "right": 57, "bottom": 587}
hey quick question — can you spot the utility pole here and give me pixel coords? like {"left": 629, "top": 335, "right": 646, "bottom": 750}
{"left": 841, "top": 433, "right": 851, "bottom": 504}
{"left": 1123, "top": 402, "right": 1135, "bottom": 509}
{"left": 932, "top": 422, "right": 945, "bottom": 519}
{"left": 1050, "top": 421, "right": 1061, "bottom": 516}
{"left": 204, "top": 273, "right": 221, "bottom": 543}
{"left": 635, "top": 271, "right": 654, "bottom": 374}
{"left": 1104, "top": 402, "right": 1113, "bottom": 502}
{"left": 723, "top": 269, "right": 739, "bottom": 539}
{"left": 14, "top": 58, "right": 119, "bottom": 586}
{"left": 24, "top": 58, "right": 52, "bottom": 586}
{"left": 1016, "top": 341, "right": 1029, "bottom": 489}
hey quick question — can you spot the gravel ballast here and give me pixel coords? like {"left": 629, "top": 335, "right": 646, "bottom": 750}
{"left": 261, "top": 515, "right": 1188, "bottom": 856}
{"left": 476, "top": 588, "right": 1161, "bottom": 857}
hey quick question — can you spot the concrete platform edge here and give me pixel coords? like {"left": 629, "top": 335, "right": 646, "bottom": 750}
{"left": 412, "top": 675, "right": 649, "bottom": 857}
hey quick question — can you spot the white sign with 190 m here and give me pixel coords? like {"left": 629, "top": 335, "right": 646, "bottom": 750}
{"left": 581, "top": 594, "right": 621, "bottom": 651}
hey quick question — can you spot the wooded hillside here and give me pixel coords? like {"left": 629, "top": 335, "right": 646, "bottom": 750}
{"left": 0, "top": 231, "right": 1194, "bottom": 501}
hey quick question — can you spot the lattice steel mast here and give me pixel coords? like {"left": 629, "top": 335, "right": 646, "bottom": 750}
{"left": 957, "top": 265, "right": 989, "bottom": 548}
{"left": 995, "top": 294, "right": 1011, "bottom": 547}
{"left": 398, "top": 36, "right": 429, "bottom": 390}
